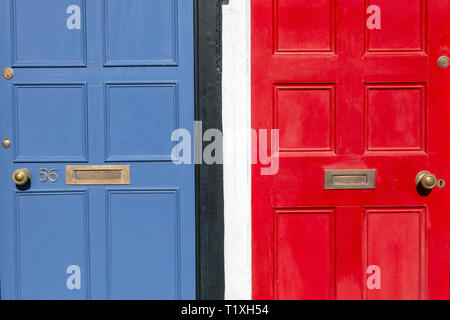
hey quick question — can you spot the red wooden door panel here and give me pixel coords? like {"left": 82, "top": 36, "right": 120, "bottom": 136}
{"left": 252, "top": 0, "right": 450, "bottom": 300}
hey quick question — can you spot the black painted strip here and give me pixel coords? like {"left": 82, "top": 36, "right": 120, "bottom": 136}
{"left": 194, "top": 0, "right": 225, "bottom": 300}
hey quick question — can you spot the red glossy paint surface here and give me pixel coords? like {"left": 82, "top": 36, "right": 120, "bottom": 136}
{"left": 252, "top": 0, "right": 450, "bottom": 300}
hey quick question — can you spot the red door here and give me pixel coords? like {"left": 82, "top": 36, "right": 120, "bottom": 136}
{"left": 252, "top": 0, "right": 450, "bottom": 300}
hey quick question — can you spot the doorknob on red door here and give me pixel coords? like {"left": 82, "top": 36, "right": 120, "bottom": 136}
{"left": 12, "top": 168, "right": 31, "bottom": 186}
{"left": 416, "top": 171, "right": 437, "bottom": 190}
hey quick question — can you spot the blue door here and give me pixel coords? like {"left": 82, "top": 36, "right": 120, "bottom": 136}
{"left": 0, "top": 0, "right": 195, "bottom": 299}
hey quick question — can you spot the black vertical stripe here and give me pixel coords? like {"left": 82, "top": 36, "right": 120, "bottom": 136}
{"left": 195, "top": 0, "right": 225, "bottom": 300}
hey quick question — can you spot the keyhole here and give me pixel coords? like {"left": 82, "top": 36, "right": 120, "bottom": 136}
{"left": 437, "top": 179, "right": 446, "bottom": 188}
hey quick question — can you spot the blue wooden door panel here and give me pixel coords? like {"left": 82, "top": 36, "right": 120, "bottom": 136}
{"left": 105, "top": 83, "right": 178, "bottom": 162}
{"left": 15, "top": 191, "right": 89, "bottom": 300}
{"left": 13, "top": 84, "right": 88, "bottom": 162}
{"left": 0, "top": 0, "right": 195, "bottom": 300}
{"left": 12, "top": 0, "right": 86, "bottom": 67}
{"left": 104, "top": 0, "right": 178, "bottom": 66}
{"left": 107, "top": 190, "right": 180, "bottom": 300}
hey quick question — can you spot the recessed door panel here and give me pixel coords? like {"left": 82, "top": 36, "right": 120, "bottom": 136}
{"left": 15, "top": 192, "right": 89, "bottom": 300}
{"left": 13, "top": 84, "right": 88, "bottom": 162}
{"left": 274, "top": 0, "right": 336, "bottom": 53}
{"left": 274, "top": 84, "right": 336, "bottom": 153}
{"left": 365, "top": 0, "right": 426, "bottom": 53}
{"left": 12, "top": 0, "right": 86, "bottom": 66}
{"left": 107, "top": 190, "right": 180, "bottom": 299}
{"left": 105, "top": 83, "right": 178, "bottom": 162}
{"left": 103, "top": 0, "right": 178, "bottom": 66}
{"left": 364, "top": 208, "right": 426, "bottom": 300}
{"left": 275, "top": 209, "right": 335, "bottom": 300}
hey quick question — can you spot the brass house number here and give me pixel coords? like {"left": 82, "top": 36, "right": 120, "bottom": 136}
{"left": 39, "top": 169, "right": 58, "bottom": 183}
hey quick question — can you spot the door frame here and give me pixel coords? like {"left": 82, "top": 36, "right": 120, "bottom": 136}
{"left": 194, "top": 0, "right": 225, "bottom": 300}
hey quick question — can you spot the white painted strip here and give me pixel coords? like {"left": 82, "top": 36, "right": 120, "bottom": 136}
{"left": 222, "top": 0, "right": 252, "bottom": 300}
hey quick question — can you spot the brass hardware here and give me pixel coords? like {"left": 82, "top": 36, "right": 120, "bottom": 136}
{"left": 2, "top": 138, "right": 11, "bottom": 149}
{"left": 438, "top": 56, "right": 450, "bottom": 68}
{"left": 325, "top": 169, "right": 376, "bottom": 190}
{"left": 12, "top": 168, "right": 31, "bottom": 186}
{"left": 437, "top": 179, "right": 446, "bottom": 188}
{"left": 39, "top": 168, "right": 58, "bottom": 183}
{"left": 416, "top": 171, "right": 437, "bottom": 190}
{"left": 66, "top": 165, "right": 130, "bottom": 185}
{"left": 2, "top": 67, "right": 14, "bottom": 80}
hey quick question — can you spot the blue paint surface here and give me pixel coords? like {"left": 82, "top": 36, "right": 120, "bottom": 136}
{"left": 0, "top": 0, "right": 195, "bottom": 300}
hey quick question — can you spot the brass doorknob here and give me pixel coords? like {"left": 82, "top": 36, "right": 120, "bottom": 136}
{"left": 12, "top": 168, "right": 31, "bottom": 186}
{"left": 416, "top": 171, "right": 437, "bottom": 190}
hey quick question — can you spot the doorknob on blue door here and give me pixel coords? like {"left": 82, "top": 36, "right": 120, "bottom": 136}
{"left": 12, "top": 168, "right": 31, "bottom": 186}
{"left": 2, "top": 67, "right": 14, "bottom": 80}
